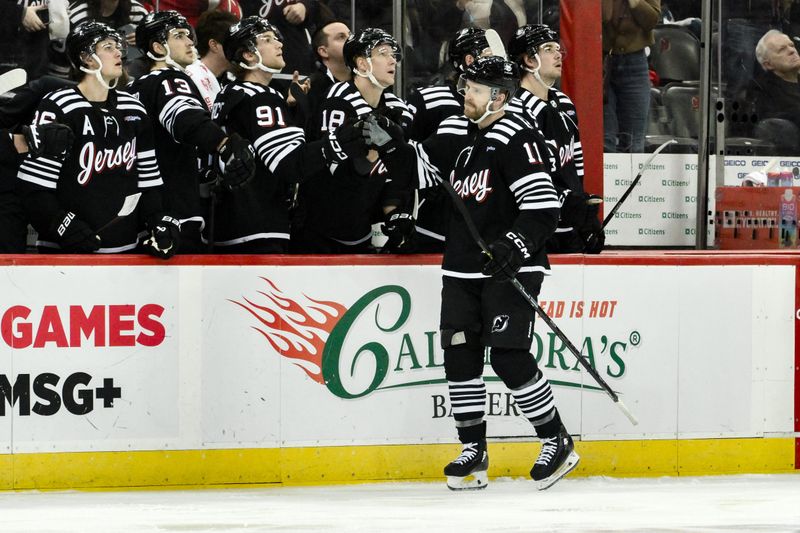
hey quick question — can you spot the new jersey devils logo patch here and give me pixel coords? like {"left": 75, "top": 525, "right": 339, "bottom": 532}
{"left": 491, "top": 315, "right": 510, "bottom": 333}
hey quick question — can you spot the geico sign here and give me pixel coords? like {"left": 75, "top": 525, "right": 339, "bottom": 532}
{"left": 1, "top": 304, "right": 166, "bottom": 348}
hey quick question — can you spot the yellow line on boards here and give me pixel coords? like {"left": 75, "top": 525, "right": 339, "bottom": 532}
{"left": 0, "top": 438, "right": 795, "bottom": 491}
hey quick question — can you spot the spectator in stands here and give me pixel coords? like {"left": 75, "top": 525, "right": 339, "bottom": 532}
{"left": 722, "top": 1, "right": 782, "bottom": 102}
{"left": 750, "top": 30, "right": 800, "bottom": 135}
{"left": 185, "top": 10, "right": 239, "bottom": 110}
{"left": 49, "top": 0, "right": 150, "bottom": 79}
{"left": 0, "top": 0, "right": 59, "bottom": 80}
{"left": 602, "top": 0, "right": 660, "bottom": 153}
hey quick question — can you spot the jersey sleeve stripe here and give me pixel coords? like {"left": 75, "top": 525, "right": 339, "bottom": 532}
{"left": 411, "top": 141, "right": 442, "bottom": 189}
{"left": 138, "top": 177, "right": 164, "bottom": 188}
{"left": 158, "top": 96, "right": 206, "bottom": 135}
{"left": 264, "top": 142, "right": 302, "bottom": 173}
{"left": 253, "top": 127, "right": 305, "bottom": 153}
{"left": 18, "top": 172, "right": 58, "bottom": 189}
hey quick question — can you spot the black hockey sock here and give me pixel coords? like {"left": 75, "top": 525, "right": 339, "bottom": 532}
{"left": 456, "top": 420, "right": 486, "bottom": 444}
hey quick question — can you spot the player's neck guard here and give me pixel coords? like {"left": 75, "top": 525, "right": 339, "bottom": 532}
{"left": 354, "top": 58, "right": 389, "bottom": 90}
{"left": 80, "top": 53, "right": 119, "bottom": 90}
{"left": 238, "top": 48, "right": 282, "bottom": 73}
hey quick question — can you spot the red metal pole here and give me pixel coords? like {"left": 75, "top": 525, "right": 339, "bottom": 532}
{"left": 560, "top": 0, "right": 603, "bottom": 198}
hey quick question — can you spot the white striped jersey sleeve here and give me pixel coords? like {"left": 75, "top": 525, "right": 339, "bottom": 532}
{"left": 136, "top": 149, "right": 163, "bottom": 188}
{"left": 158, "top": 95, "right": 207, "bottom": 140}
{"left": 18, "top": 156, "right": 63, "bottom": 189}
{"left": 252, "top": 126, "right": 305, "bottom": 173}
{"left": 509, "top": 170, "right": 560, "bottom": 211}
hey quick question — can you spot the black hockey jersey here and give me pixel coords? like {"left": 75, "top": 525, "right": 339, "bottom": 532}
{"left": 508, "top": 87, "right": 587, "bottom": 252}
{"left": 507, "top": 87, "right": 584, "bottom": 193}
{"left": 210, "top": 80, "right": 325, "bottom": 247}
{"left": 296, "top": 80, "right": 412, "bottom": 246}
{"left": 406, "top": 83, "right": 464, "bottom": 142}
{"left": 392, "top": 112, "right": 560, "bottom": 276}
{"left": 17, "top": 87, "right": 165, "bottom": 252}
{"left": 405, "top": 82, "right": 464, "bottom": 250}
{"left": 127, "top": 67, "right": 227, "bottom": 228}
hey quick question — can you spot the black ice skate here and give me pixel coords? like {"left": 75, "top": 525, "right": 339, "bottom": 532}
{"left": 444, "top": 440, "right": 489, "bottom": 491}
{"left": 530, "top": 427, "right": 580, "bottom": 490}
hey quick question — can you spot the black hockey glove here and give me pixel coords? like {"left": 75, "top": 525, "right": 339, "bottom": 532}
{"left": 23, "top": 123, "right": 74, "bottom": 160}
{"left": 560, "top": 190, "right": 602, "bottom": 231}
{"left": 362, "top": 114, "right": 404, "bottom": 155}
{"left": 218, "top": 133, "right": 256, "bottom": 190}
{"left": 481, "top": 230, "right": 533, "bottom": 282}
{"left": 143, "top": 215, "right": 181, "bottom": 259}
{"left": 581, "top": 216, "right": 605, "bottom": 254}
{"left": 51, "top": 211, "right": 101, "bottom": 253}
{"left": 380, "top": 209, "right": 416, "bottom": 253}
{"left": 324, "top": 118, "right": 368, "bottom": 162}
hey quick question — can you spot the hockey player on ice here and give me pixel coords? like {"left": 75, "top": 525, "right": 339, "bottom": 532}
{"left": 362, "top": 56, "right": 580, "bottom": 491}
{"left": 17, "top": 21, "right": 181, "bottom": 258}
{"left": 128, "top": 10, "right": 256, "bottom": 253}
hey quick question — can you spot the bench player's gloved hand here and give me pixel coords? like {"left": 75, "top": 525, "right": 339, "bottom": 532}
{"left": 52, "top": 211, "right": 101, "bottom": 253}
{"left": 582, "top": 219, "right": 605, "bottom": 254}
{"left": 23, "top": 123, "right": 74, "bottom": 160}
{"left": 218, "top": 133, "right": 256, "bottom": 190}
{"left": 362, "top": 114, "right": 404, "bottom": 154}
{"left": 324, "top": 118, "right": 368, "bottom": 162}
{"left": 143, "top": 215, "right": 181, "bottom": 259}
{"left": 560, "top": 190, "right": 601, "bottom": 231}
{"left": 481, "top": 230, "right": 532, "bottom": 282}
{"left": 380, "top": 208, "right": 415, "bottom": 253}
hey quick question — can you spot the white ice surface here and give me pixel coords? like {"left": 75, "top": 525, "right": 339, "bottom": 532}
{"left": 1, "top": 474, "right": 799, "bottom": 532}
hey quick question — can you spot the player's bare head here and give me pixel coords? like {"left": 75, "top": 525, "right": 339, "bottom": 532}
{"left": 312, "top": 21, "right": 350, "bottom": 64}
{"left": 195, "top": 10, "right": 239, "bottom": 59}
{"left": 224, "top": 16, "right": 284, "bottom": 77}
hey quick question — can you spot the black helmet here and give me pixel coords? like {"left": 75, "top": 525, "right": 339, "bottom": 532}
{"left": 448, "top": 27, "right": 489, "bottom": 71}
{"left": 461, "top": 56, "right": 519, "bottom": 95}
{"left": 223, "top": 16, "right": 282, "bottom": 64}
{"left": 66, "top": 21, "right": 123, "bottom": 69}
{"left": 343, "top": 28, "right": 401, "bottom": 70}
{"left": 135, "top": 10, "right": 194, "bottom": 56}
{"left": 508, "top": 24, "right": 559, "bottom": 60}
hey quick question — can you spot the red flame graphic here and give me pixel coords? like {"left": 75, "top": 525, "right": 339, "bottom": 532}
{"left": 230, "top": 277, "right": 347, "bottom": 384}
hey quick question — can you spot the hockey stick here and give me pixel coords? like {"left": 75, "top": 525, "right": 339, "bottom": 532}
{"left": 96, "top": 193, "right": 141, "bottom": 234}
{"left": 0, "top": 68, "right": 26, "bottom": 96}
{"left": 440, "top": 179, "right": 639, "bottom": 426}
{"left": 485, "top": 29, "right": 506, "bottom": 60}
{"left": 585, "top": 138, "right": 677, "bottom": 248}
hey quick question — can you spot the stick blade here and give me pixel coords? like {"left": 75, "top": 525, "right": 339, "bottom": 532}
{"left": 118, "top": 193, "right": 142, "bottom": 217}
{"left": 485, "top": 29, "right": 506, "bottom": 60}
{"left": 0, "top": 68, "right": 27, "bottom": 96}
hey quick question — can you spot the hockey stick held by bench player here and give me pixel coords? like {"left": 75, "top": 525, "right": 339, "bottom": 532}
{"left": 585, "top": 138, "right": 677, "bottom": 249}
{"left": 96, "top": 193, "right": 141, "bottom": 234}
{"left": 440, "top": 179, "right": 639, "bottom": 426}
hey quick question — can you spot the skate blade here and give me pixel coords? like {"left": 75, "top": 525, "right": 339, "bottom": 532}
{"left": 536, "top": 451, "right": 580, "bottom": 491}
{"left": 446, "top": 471, "right": 489, "bottom": 491}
